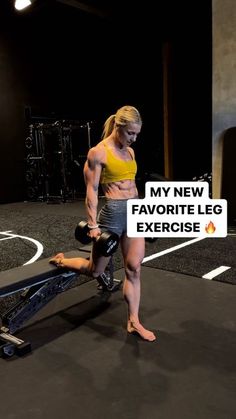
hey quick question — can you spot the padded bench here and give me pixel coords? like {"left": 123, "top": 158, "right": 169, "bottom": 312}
{"left": 0, "top": 250, "right": 88, "bottom": 297}
{"left": 0, "top": 248, "right": 121, "bottom": 358}
{"left": 0, "top": 250, "right": 90, "bottom": 357}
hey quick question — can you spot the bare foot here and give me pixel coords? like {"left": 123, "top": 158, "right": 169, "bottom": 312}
{"left": 49, "top": 253, "right": 65, "bottom": 266}
{"left": 127, "top": 320, "right": 156, "bottom": 342}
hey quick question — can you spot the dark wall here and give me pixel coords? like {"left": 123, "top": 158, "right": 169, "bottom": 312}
{"left": 0, "top": 1, "right": 164, "bottom": 202}
{"left": 221, "top": 127, "right": 236, "bottom": 224}
{"left": 0, "top": 0, "right": 212, "bottom": 203}
{"left": 170, "top": 3, "right": 212, "bottom": 181}
{"left": 213, "top": 0, "right": 236, "bottom": 201}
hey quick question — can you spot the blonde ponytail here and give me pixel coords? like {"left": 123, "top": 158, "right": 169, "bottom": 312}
{"left": 102, "top": 114, "right": 116, "bottom": 139}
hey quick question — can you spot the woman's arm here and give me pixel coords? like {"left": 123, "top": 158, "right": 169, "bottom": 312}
{"left": 83, "top": 146, "right": 104, "bottom": 229}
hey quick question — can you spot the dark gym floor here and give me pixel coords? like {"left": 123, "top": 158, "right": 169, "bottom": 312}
{"left": 0, "top": 200, "right": 236, "bottom": 419}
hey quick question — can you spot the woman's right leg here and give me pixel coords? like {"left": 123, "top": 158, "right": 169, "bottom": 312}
{"left": 49, "top": 249, "right": 111, "bottom": 278}
{"left": 50, "top": 253, "right": 91, "bottom": 274}
{"left": 50, "top": 200, "right": 119, "bottom": 280}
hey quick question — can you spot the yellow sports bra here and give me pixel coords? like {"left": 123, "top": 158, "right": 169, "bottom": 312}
{"left": 100, "top": 144, "right": 137, "bottom": 184}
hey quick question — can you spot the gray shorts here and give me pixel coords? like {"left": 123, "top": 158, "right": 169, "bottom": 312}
{"left": 97, "top": 199, "right": 128, "bottom": 237}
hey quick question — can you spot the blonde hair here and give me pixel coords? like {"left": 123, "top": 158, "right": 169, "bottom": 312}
{"left": 102, "top": 105, "right": 142, "bottom": 139}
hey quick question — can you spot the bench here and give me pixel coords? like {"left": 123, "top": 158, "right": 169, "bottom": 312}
{"left": 0, "top": 249, "right": 121, "bottom": 358}
{"left": 0, "top": 250, "right": 86, "bottom": 297}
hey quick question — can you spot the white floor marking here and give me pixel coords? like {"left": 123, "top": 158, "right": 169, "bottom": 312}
{"left": 0, "top": 231, "right": 43, "bottom": 265}
{"left": 0, "top": 236, "right": 15, "bottom": 241}
{"left": 142, "top": 237, "right": 205, "bottom": 263}
{"left": 202, "top": 265, "right": 231, "bottom": 280}
{"left": 0, "top": 231, "right": 15, "bottom": 240}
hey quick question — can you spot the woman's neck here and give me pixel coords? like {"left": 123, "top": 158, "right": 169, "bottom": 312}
{"left": 106, "top": 135, "right": 125, "bottom": 150}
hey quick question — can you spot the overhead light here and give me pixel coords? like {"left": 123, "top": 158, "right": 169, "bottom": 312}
{"left": 15, "top": 0, "right": 32, "bottom": 11}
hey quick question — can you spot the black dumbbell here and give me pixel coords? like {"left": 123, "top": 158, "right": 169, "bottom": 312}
{"left": 75, "top": 221, "right": 119, "bottom": 257}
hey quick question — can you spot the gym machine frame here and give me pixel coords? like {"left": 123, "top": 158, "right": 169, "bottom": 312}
{"left": 25, "top": 120, "right": 93, "bottom": 203}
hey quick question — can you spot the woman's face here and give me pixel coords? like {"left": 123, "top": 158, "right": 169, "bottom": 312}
{"left": 117, "top": 122, "right": 141, "bottom": 147}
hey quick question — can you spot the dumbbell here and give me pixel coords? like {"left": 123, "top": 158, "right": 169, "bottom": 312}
{"left": 75, "top": 220, "right": 119, "bottom": 257}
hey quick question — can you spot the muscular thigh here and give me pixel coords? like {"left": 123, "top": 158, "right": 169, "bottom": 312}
{"left": 120, "top": 235, "right": 145, "bottom": 266}
{"left": 90, "top": 246, "right": 111, "bottom": 276}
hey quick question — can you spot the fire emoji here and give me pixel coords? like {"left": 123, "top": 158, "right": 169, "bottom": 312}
{"left": 205, "top": 221, "right": 216, "bottom": 234}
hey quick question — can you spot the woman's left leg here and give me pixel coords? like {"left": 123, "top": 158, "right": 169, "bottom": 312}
{"left": 120, "top": 235, "right": 156, "bottom": 342}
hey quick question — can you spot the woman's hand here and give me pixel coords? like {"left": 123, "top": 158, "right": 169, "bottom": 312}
{"left": 88, "top": 227, "right": 101, "bottom": 240}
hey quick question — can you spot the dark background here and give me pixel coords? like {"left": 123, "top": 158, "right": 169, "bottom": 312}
{"left": 0, "top": 0, "right": 212, "bottom": 203}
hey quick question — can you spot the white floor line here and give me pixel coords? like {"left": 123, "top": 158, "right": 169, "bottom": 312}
{"left": 0, "top": 236, "right": 15, "bottom": 241}
{"left": 0, "top": 231, "right": 43, "bottom": 265}
{"left": 0, "top": 231, "right": 15, "bottom": 240}
{"left": 142, "top": 237, "right": 205, "bottom": 263}
{"left": 202, "top": 266, "right": 231, "bottom": 280}
{"left": 0, "top": 231, "right": 13, "bottom": 234}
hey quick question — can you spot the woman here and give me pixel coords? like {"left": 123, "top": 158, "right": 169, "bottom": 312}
{"left": 50, "top": 105, "right": 156, "bottom": 342}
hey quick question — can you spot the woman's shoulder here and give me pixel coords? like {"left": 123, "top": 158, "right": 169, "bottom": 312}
{"left": 127, "top": 146, "right": 135, "bottom": 159}
{"left": 87, "top": 140, "right": 107, "bottom": 162}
